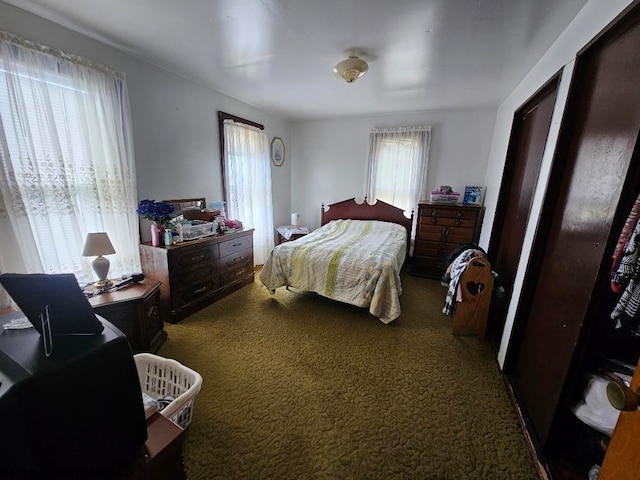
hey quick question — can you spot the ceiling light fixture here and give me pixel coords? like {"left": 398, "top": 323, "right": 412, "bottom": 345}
{"left": 333, "top": 56, "right": 368, "bottom": 83}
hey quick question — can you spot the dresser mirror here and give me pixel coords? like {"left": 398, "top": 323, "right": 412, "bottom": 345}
{"left": 163, "top": 198, "right": 206, "bottom": 218}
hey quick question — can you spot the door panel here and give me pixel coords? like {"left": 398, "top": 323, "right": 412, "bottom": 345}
{"left": 487, "top": 79, "right": 558, "bottom": 340}
{"left": 510, "top": 9, "right": 640, "bottom": 446}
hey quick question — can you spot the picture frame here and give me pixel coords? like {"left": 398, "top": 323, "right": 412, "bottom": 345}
{"left": 271, "top": 137, "right": 285, "bottom": 167}
{"left": 463, "top": 185, "right": 484, "bottom": 206}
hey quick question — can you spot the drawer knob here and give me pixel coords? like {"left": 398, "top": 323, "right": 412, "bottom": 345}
{"left": 455, "top": 213, "right": 463, "bottom": 226}
{"left": 191, "top": 254, "right": 205, "bottom": 262}
{"left": 431, "top": 210, "right": 439, "bottom": 224}
{"left": 193, "top": 286, "right": 208, "bottom": 294}
{"left": 232, "top": 242, "right": 242, "bottom": 247}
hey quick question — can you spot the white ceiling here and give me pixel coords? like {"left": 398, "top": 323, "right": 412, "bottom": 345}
{"left": 5, "top": 0, "right": 589, "bottom": 121}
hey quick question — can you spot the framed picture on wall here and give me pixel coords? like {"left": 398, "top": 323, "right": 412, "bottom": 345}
{"left": 271, "top": 137, "right": 285, "bottom": 166}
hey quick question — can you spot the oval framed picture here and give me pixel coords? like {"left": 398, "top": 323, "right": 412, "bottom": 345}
{"left": 271, "top": 137, "right": 285, "bottom": 167}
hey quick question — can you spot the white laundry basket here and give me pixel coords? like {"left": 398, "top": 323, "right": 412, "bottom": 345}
{"left": 134, "top": 353, "right": 203, "bottom": 429}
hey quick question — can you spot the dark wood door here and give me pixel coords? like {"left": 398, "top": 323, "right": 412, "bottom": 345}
{"left": 487, "top": 78, "right": 558, "bottom": 340}
{"left": 508, "top": 4, "right": 640, "bottom": 447}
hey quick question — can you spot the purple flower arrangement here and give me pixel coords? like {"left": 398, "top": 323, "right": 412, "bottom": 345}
{"left": 136, "top": 199, "right": 175, "bottom": 224}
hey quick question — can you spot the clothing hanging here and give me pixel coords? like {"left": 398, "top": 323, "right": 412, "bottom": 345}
{"left": 611, "top": 202, "right": 640, "bottom": 334}
{"left": 611, "top": 192, "right": 640, "bottom": 293}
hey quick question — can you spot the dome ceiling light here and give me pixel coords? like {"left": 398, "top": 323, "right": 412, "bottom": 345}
{"left": 333, "top": 56, "right": 369, "bottom": 83}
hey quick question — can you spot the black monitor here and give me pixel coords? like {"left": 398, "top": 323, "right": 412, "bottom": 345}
{"left": 0, "top": 275, "right": 148, "bottom": 478}
{"left": 0, "top": 273, "right": 104, "bottom": 336}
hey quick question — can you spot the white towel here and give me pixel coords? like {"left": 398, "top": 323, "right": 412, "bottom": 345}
{"left": 572, "top": 373, "right": 630, "bottom": 436}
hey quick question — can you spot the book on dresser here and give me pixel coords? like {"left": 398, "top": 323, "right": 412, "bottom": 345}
{"left": 139, "top": 229, "right": 255, "bottom": 323}
{"left": 411, "top": 203, "right": 483, "bottom": 279}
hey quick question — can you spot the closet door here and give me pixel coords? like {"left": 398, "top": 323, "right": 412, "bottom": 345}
{"left": 487, "top": 77, "right": 558, "bottom": 341}
{"left": 508, "top": 4, "right": 640, "bottom": 447}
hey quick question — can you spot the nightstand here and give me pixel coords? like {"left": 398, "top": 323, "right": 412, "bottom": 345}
{"left": 88, "top": 279, "right": 166, "bottom": 353}
{"left": 277, "top": 225, "right": 309, "bottom": 244}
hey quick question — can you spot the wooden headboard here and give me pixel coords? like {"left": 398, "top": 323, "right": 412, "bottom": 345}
{"left": 321, "top": 197, "right": 414, "bottom": 251}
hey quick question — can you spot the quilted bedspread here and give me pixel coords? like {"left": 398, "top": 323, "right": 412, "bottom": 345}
{"left": 259, "top": 219, "right": 407, "bottom": 323}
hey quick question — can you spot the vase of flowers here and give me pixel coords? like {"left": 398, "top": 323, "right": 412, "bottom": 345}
{"left": 136, "top": 199, "right": 175, "bottom": 247}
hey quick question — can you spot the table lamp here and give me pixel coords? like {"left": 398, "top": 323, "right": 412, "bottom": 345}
{"left": 82, "top": 232, "right": 116, "bottom": 288}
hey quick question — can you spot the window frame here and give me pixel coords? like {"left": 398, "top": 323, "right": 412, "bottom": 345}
{"left": 217, "top": 111, "right": 264, "bottom": 203}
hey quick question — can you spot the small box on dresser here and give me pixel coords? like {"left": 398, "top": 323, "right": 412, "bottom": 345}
{"left": 411, "top": 203, "right": 483, "bottom": 279}
{"left": 139, "top": 229, "right": 254, "bottom": 323}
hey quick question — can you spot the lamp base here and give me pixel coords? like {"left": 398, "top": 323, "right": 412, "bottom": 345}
{"left": 91, "top": 255, "right": 112, "bottom": 289}
{"left": 95, "top": 278, "right": 113, "bottom": 289}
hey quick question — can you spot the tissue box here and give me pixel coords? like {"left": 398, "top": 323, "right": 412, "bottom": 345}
{"left": 429, "top": 192, "right": 460, "bottom": 204}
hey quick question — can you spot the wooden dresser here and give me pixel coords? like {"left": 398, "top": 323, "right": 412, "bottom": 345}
{"left": 139, "top": 229, "right": 254, "bottom": 323}
{"left": 412, "top": 203, "right": 483, "bottom": 279}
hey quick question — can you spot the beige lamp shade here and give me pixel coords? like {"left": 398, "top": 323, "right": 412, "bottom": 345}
{"left": 82, "top": 232, "right": 116, "bottom": 287}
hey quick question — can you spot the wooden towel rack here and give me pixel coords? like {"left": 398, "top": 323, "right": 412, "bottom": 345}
{"left": 452, "top": 256, "right": 494, "bottom": 341}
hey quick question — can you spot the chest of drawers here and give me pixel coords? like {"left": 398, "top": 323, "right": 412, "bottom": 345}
{"left": 140, "top": 229, "right": 254, "bottom": 323}
{"left": 412, "top": 203, "right": 482, "bottom": 278}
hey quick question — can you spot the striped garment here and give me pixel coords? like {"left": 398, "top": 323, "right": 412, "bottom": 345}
{"left": 611, "top": 216, "right": 640, "bottom": 289}
{"left": 611, "top": 219, "right": 640, "bottom": 334}
{"left": 259, "top": 219, "right": 407, "bottom": 323}
{"left": 442, "top": 249, "right": 486, "bottom": 316}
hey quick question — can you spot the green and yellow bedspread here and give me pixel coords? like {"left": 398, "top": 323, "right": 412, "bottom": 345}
{"left": 259, "top": 219, "right": 407, "bottom": 323}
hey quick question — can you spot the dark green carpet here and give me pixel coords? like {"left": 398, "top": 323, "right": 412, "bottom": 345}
{"left": 159, "top": 270, "right": 538, "bottom": 479}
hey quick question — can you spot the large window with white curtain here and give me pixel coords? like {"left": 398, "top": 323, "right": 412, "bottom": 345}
{"left": 366, "top": 126, "right": 431, "bottom": 241}
{"left": 219, "top": 112, "right": 274, "bottom": 265}
{"left": 0, "top": 30, "right": 140, "bottom": 308}
{"left": 366, "top": 126, "right": 431, "bottom": 215}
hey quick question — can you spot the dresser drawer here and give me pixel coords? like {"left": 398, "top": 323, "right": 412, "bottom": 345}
{"left": 172, "top": 277, "right": 222, "bottom": 310}
{"left": 171, "top": 262, "right": 218, "bottom": 287}
{"left": 411, "top": 256, "right": 446, "bottom": 278}
{"left": 417, "top": 225, "right": 476, "bottom": 245}
{"left": 169, "top": 244, "right": 218, "bottom": 270}
{"left": 219, "top": 235, "right": 253, "bottom": 257}
{"left": 220, "top": 260, "right": 254, "bottom": 284}
{"left": 420, "top": 206, "right": 480, "bottom": 222}
{"left": 220, "top": 247, "right": 252, "bottom": 271}
{"left": 414, "top": 239, "right": 460, "bottom": 258}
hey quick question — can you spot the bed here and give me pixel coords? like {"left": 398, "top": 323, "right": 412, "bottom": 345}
{"left": 259, "top": 198, "right": 413, "bottom": 323}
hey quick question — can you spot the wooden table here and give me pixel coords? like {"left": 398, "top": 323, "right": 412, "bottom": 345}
{"left": 88, "top": 279, "right": 167, "bottom": 353}
{"left": 141, "top": 413, "right": 187, "bottom": 480}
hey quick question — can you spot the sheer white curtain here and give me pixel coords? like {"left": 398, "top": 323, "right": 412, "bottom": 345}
{"left": 223, "top": 119, "right": 274, "bottom": 265}
{"left": 366, "top": 126, "right": 431, "bottom": 218}
{"left": 0, "top": 30, "right": 140, "bottom": 301}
